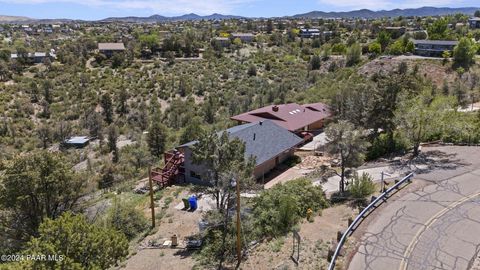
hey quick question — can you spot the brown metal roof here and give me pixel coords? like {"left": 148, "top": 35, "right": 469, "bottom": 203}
{"left": 98, "top": 43, "right": 125, "bottom": 51}
{"left": 230, "top": 102, "right": 332, "bottom": 131}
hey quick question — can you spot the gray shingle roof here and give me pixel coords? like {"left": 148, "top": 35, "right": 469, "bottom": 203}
{"left": 227, "top": 120, "right": 302, "bottom": 165}
{"left": 179, "top": 120, "right": 302, "bottom": 166}
{"left": 98, "top": 43, "right": 125, "bottom": 51}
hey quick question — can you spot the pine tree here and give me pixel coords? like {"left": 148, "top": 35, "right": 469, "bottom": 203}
{"left": 101, "top": 93, "right": 114, "bottom": 124}
{"left": 146, "top": 114, "right": 167, "bottom": 158}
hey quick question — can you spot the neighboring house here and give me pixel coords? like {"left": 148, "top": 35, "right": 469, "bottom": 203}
{"left": 98, "top": 42, "right": 126, "bottom": 57}
{"left": 231, "top": 102, "right": 332, "bottom": 132}
{"left": 212, "top": 37, "right": 231, "bottom": 47}
{"left": 178, "top": 120, "right": 303, "bottom": 183}
{"left": 469, "top": 17, "right": 480, "bottom": 29}
{"left": 322, "top": 31, "right": 334, "bottom": 39}
{"left": 300, "top": 28, "right": 320, "bottom": 38}
{"left": 383, "top": 27, "right": 406, "bottom": 39}
{"left": 63, "top": 136, "right": 90, "bottom": 148}
{"left": 412, "top": 39, "right": 458, "bottom": 57}
{"left": 10, "top": 52, "right": 55, "bottom": 63}
{"left": 230, "top": 33, "right": 255, "bottom": 43}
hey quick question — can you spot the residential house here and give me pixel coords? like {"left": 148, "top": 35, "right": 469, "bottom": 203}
{"left": 98, "top": 42, "right": 126, "bottom": 57}
{"left": 11, "top": 52, "right": 55, "bottom": 63}
{"left": 231, "top": 102, "right": 332, "bottom": 132}
{"left": 212, "top": 37, "right": 231, "bottom": 47}
{"left": 322, "top": 31, "right": 334, "bottom": 39}
{"left": 300, "top": 28, "right": 320, "bottom": 38}
{"left": 469, "top": 17, "right": 480, "bottom": 29}
{"left": 383, "top": 27, "right": 406, "bottom": 39}
{"left": 412, "top": 39, "right": 458, "bottom": 57}
{"left": 178, "top": 120, "right": 303, "bottom": 183}
{"left": 231, "top": 33, "right": 255, "bottom": 43}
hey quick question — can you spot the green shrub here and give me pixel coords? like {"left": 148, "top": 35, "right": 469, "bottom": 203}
{"left": 105, "top": 200, "right": 149, "bottom": 240}
{"left": 284, "top": 155, "right": 301, "bottom": 167}
{"left": 348, "top": 172, "right": 375, "bottom": 201}
{"left": 252, "top": 178, "right": 328, "bottom": 237}
{"left": 366, "top": 132, "right": 408, "bottom": 160}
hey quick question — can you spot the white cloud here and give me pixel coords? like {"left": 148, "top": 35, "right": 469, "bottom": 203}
{"left": 317, "top": 0, "right": 466, "bottom": 11}
{"left": 0, "top": 0, "right": 257, "bottom": 15}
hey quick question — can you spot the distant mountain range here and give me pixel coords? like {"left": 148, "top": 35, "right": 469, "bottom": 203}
{"left": 101, "top": 13, "right": 243, "bottom": 23}
{"left": 291, "top": 6, "right": 480, "bottom": 19}
{"left": 0, "top": 6, "right": 479, "bottom": 23}
{"left": 0, "top": 15, "right": 31, "bottom": 22}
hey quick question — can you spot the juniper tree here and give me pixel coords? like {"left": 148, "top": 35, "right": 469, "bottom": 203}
{"left": 325, "top": 120, "right": 370, "bottom": 193}
{"left": 191, "top": 131, "right": 254, "bottom": 211}
{"left": 0, "top": 151, "right": 84, "bottom": 251}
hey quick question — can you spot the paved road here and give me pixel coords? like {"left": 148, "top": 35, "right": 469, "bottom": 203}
{"left": 349, "top": 146, "right": 480, "bottom": 270}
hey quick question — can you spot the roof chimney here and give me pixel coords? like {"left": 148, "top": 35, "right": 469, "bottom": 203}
{"left": 272, "top": 105, "right": 279, "bottom": 112}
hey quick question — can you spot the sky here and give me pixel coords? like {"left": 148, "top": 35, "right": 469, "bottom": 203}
{"left": 0, "top": 0, "right": 479, "bottom": 20}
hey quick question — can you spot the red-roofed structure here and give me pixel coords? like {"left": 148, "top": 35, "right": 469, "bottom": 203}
{"left": 231, "top": 102, "right": 332, "bottom": 132}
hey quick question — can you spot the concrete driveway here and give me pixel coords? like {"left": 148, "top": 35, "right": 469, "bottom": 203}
{"left": 348, "top": 146, "right": 480, "bottom": 270}
{"left": 298, "top": 131, "right": 327, "bottom": 151}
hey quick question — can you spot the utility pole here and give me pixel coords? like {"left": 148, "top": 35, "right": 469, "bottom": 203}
{"left": 148, "top": 165, "right": 155, "bottom": 228}
{"left": 234, "top": 178, "right": 242, "bottom": 268}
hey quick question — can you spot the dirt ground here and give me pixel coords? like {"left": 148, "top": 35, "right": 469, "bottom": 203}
{"left": 242, "top": 204, "right": 357, "bottom": 270}
{"left": 264, "top": 153, "right": 331, "bottom": 189}
{"left": 122, "top": 186, "right": 205, "bottom": 270}
{"left": 120, "top": 183, "right": 357, "bottom": 270}
{"left": 358, "top": 58, "right": 458, "bottom": 88}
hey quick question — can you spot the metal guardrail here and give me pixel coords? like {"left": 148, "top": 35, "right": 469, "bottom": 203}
{"left": 328, "top": 172, "right": 415, "bottom": 270}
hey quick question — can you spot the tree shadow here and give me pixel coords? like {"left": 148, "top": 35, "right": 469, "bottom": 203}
{"left": 173, "top": 248, "right": 197, "bottom": 259}
{"left": 389, "top": 149, "right": 469, "bottom": 177}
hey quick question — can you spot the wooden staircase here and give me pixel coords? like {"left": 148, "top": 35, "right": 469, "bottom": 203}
{"left": 151, "top": 150, "right": 185, "bottom": 188}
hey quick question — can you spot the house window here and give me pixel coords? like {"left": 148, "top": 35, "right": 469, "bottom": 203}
{"left": 190, "top": 171, "right": 202, "bottom": 180}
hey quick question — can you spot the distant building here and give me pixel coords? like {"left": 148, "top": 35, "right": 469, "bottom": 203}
{"left": 469, "top": 17, "right": 480, "bottom": 29}
{"left": 231, "top": 102, "right": 332, "bottom": 132}
{"left": 322, "top": 31, "right": 334, "bottom": 38}
{"left": 383, "top": 26, "right": 406, "bottom": 39}
{"left": 300, "top": 28, "right": 320, "bottom": 38}
{"left": 412, "top": 39, "right": 458, "bottom": 57}
{"left": 63, "top": 136, "right": 90, "bottom": 148}
{"left": 230, "top": 33, "right": 255, "bottom": 43}
{"left": 98, "top": 42, "right": 126, "bottom": 57}
{"left": 10, "top": 52, "right": 55, "bottom": 63}
{"left": 212, "top": 37, "right": 231, "bottom": 47}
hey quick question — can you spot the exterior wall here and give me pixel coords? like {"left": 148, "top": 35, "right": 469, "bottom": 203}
{"left": 232, "top": 36, "right": 254, "bottom": 43}
{"left": 100, "top": 50, "right": 124, "bottom": 58}
{"left": 215, "top": 38, "right": 230, "bottom": 47}
{"left": 253, "top": 149, "right": 294, "bottom": 179}
{"left": 307, "top": 119, "right": 325, "bottom": 131}
{"left": 180, "top": 146, "right": 295, "bottom": 184}
{"left": 178, "top": 147, "right": 210, "bottom": 185}
{"left": 469, "top": 20, "right": 480, "bottom": 29}
{"left": 33, "top": 56, "right": 47, "bottom": 63}
{"left": 414, "top": 44, "right": 456, "bottom": 57}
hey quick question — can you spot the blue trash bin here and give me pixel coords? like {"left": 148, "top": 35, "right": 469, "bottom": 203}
{"left": 188, "top": 196, "right": 197, "bottom": 210}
